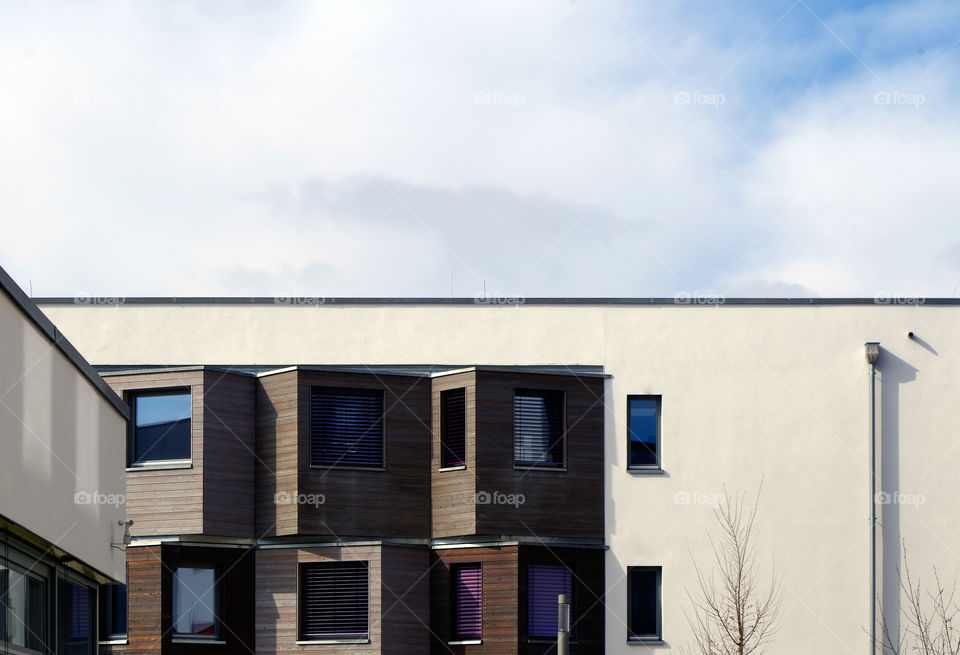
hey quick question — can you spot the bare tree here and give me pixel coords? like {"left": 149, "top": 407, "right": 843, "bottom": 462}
{"left": 684, "top": 485, "right": 783, "bottom": 655}
{"left": 879, "top": 547, "right": 960, "bottom": 655}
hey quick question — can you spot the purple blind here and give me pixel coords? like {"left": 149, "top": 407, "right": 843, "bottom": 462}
{"left": 441, "top": 388, "right": 466, "bottom": 467}
{"left": 528, "top": 564, "right": 573, "bottom": 638}
{"left": 514, "top": 390, "right": 564, "bottom": 467}
{"left": 300, "top": 561, "right": 369, "bottom": 639}
{"left": 311, "top": 388, "right": 384, "bottom": 468}
{"left": 70, "top": 583, "right": 90, "bottom": 639}
{"left": 452, "top": 564, "right": 482, "bottom": 640}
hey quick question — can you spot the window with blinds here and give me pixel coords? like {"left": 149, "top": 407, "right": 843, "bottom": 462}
{"left": 310, "top": 388, "right": 384, "bottom": 468}
{"left": 451, "top": 563, "right": 482, "bottom": 641}
{"left": 528, "top": 564, "right": 574, "bottom": 639}
{"left": 440, "top": 388, "right": 466, "bottom": 468}
{"left": 513, "top": 389, "right": 564, "bottom": 468}
{"left": 299, "top": 561, "right": 369, "bottom": 640}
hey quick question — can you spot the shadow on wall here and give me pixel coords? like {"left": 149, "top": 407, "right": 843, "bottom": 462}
{"left": 878, "top": 348, "right": 918, "bottom": 648}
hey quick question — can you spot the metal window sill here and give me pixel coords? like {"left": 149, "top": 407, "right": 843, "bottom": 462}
{"left": 513, "top": 465, "right": 566, "bottom": 472}
{"left": 171, "top": 638, "right": 226, "bottom": 645}
{"left": 296, "top": 638, "right": 370, "bottom": 645}
{"left": 127, "top": 460, "right": 193, "bottom": 472}
{"left": 628, "top": 638, "right": 664, "bottom": 645}
{"left": 98, "top": 638, "right": 128, "bottom": 645}
{"left": 448, "top": 639, "right": 482, "bottom": 645}
{"left": 627, "top": 467, "right": 665, "bottom": 475}
{"left": 309, "top": 465, "right": 386, "bottom": 472}
{"left": 438, "top": 465, "right": 467, "bottom": 472}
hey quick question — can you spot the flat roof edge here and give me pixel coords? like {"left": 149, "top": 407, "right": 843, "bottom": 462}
{"left": 0, "top": 267, "right": 128, "bottom": 419}
{"left": 32, "top": 296, "right": 956, "bottom": 306}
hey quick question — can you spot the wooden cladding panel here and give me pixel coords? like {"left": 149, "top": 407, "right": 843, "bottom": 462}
{"left": 202, "top": 370, "right": 256, "bottom": 537}
{"left": 104, "top": 372, "right": 205, "bottom": 536}
{"left": 255, "top": 545, "right": 383, "bottom": 655}
{"left": 296, "top": 370, "right": 432, "bottom": 539}
{"left": 473, "top": 372, "right": 604, "bottom": 541}
{"left": 100, "top": 546, "right": 162, "bottom": 655}
{"left": 380, "top": 546, "right": 431, "bottom": 655}
{"left": 430, "top": 546, "right": 519, "bottom": 655}
{"left": 431, "top": 371, "right": 477, "bottom": 538}
{"left": 255, "top": 370, "right": 299, "bottom": 537}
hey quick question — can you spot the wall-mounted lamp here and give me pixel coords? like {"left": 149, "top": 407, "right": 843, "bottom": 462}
{"left": 111, "top": 519, "right": 134, "bottom": 550}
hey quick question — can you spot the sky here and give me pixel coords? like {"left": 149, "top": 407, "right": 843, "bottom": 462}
{"left": 1, "top": 0, "right": 959, "bottom": 299}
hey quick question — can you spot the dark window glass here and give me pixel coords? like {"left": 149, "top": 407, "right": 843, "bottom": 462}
{"left": 528, "top": 564, "right": 573, "bottom": 638}
{"left": 452, "top": 564, "right": 482, "bottom": 640}
{"left": 1, "top": 565, "right": 46, "bottom": 653}
{"left": 310, "top": 388, "right": 384, "bottom": 468}
{"left": 100, "top": 583, "right": 127, "bottom": 638}
{"left": 172, "top": 568, "right": 217, "bottom": 637}
{"left": 58, "top": 580, "right": 93, "bottom": 655}
{"left": 628, "top": 396, "right": 660, "bottom": 469}
{"left": 514, "top": 389, "right": 564, "bottom": 468}
{"left": 440, "top": 388, "right": 466, "bottom": 468}
{"left": 131, "top": 390, "right": 191, "bottom": 464}
{"left": 300, "top": 562, "right": 369, "bottom": 640}
{"left": 628, "top": 567, "right": 661, "bottom": 641}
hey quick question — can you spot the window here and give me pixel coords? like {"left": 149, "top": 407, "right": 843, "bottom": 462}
{"left": 528, "top": 564, "right": 573, "bottom": 639}
{"left": 299, "top": 561, "right": 369, "bottom": 641}
{"left": 99, "top": 582, "right": 127, "bottom": 640}
{"left": 310, "top": 388, "right": 384, "bottom": 468}
{"left": 172, "top": 567, "right": 217, "bottom": 639}
{"left": 451, "top": 563, "right": 482, "bottom": 642}
{"left": 627, "top": 567, "right": 661, "bottom": 642}
{"left": 440, "top": 388, "right": 467, "bottom": 468}
{"left": 514, "top": 389, "right": 564, "bottom": 468}
{"left": 627, "top": 396, "right": 661, "bottom": 469}
{"left": 1, "top": 563, "right": 46, "bottom": 653}
{"left": 58, "top": 579, "right": 94, "bottom": 655}
{"left": 129, "top": 389, "right": 191, "bottom": 465}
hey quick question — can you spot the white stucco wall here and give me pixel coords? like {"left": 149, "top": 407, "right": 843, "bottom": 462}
{"left": 37, "top": 300, "right": 960, "bottom": 652}
{"left": 0, "top": 293, "right": 126, "bottom": 581}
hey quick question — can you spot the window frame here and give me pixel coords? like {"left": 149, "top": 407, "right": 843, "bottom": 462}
{"left": 57, "top": 570, "right": 96, "bottom": 655}
{"left": 626, "top": 566, "right": 662, "bottom": 643}
{"left": 98, "top": 574, "right": 128, "bottom": 644}
{"left": 170, "top": 565, "right": 220, "bottom": 642}
{"left": 439, "top": 387, "right": 467, "bottom": 470}
{"left": 449, "top": 562, "right": 483, "bottom": 645}
{"left": 512, "top": 388, "right": 567, "bottom": 471}
{"left": 296, "top": 561, "right": 370, "bottom": 645}
{"left": 308, "top": 386, "right": 387, "bottom": 471}
{"left": 127, "top": 387, "right": 193, "bottom": 468}
{"left": 626, "top": 395, "right": 662, "bottom": 472}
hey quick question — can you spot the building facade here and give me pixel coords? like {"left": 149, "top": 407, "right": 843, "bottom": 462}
{"left": 0, "top": 266, "right": 127, "bottom": 655}
{"left": 36, "top": 297, "right": 960, "bottom": 654}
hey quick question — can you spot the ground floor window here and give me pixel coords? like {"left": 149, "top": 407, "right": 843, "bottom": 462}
{"left": 172, "top": 567, "right": 218, "bottom": 638}
{"left": 528, "top": 563, "right": 573, "bottom": 639}
{"left": 627, "top": 566, "right": 662, "bottom": 642}
{"left": 299, "top": 561, "right": 369, "bottom": 641}
{"left": 1, "top": 562, "right": 46, "bottom": 652}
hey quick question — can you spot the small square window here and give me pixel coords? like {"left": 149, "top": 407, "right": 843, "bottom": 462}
{"left": 451, "top": 563, "right": 482, "bottom": 641}
{"left": 627, "top": 396, "right": 661, "bottom": 470}
{"left": 627, "top": 566, "right": 661, "bottom": 642}
{"left": 440, "top": 388, "right": 467, "bottom": 468}
{"left": 172, "top": 567, "right": 218, "bottom": 638}
{"left": 514, "top": 389, "right": 564, "bottom": 468}
{"left": 299, "top": 561, "right": 369, "bottom": 640}
{"left": 129, "top": 390, "right": 191, "bottom": 465}
{"left": 310, "top": 388, "right": 384, "bottom": 468}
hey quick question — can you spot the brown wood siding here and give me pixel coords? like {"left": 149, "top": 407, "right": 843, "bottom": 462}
{"left": 255, "top": 545, "right": 383, "bottom": 654}
{"left": 256, "top": 370, "right": 299, "bottom": 537}
{"left": 104, "top": 372, "right": 205, "bottom": 536}
{"left": 473, "top": 372, "right": 604, "bottom": 541}
{"left": 100, "top": 545, "right": 162, "bottom": 655}
{"left": 430, "top": 546, "right": 519, "bottom": 655}
{"left": 431, "top": 372, "right": 477, "bottom": 538}
{"left": 296, "top": 370, "right": 431, "bottom": 539}
{"left": 202, "top": 370, "right": 256, "bottom": 537}
{"left": 517, "top": 546, "right": 605, "bottom": 655}
{"left": 161, "top": 545, "right": 256, "bottom": 655}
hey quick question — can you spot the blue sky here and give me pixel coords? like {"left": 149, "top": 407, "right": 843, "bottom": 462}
{"left": 1, "top": 0, "right": 958, "bottom": 298}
